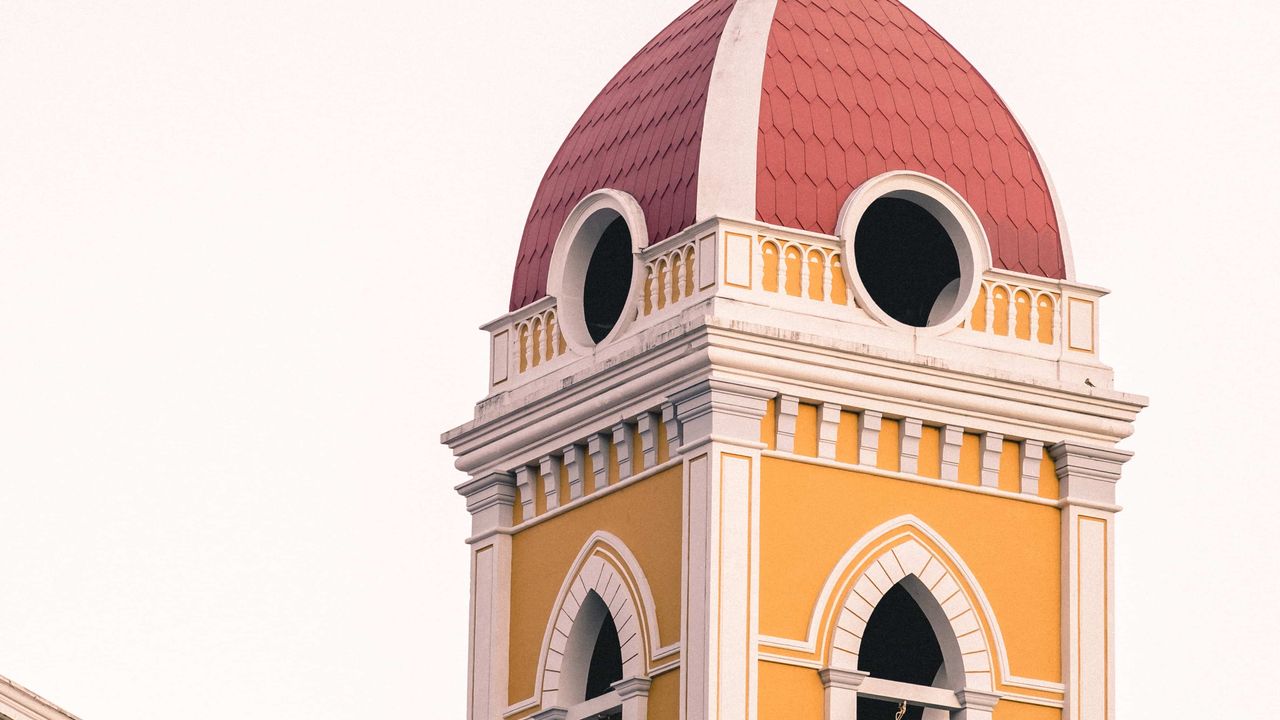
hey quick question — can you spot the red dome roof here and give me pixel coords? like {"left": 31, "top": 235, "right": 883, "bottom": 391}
{"left": 510, "top": 0, "right": 1067, "bottom": 312}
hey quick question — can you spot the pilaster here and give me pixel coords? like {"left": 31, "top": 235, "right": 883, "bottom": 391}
{"left": 954, "top": 688, "right": 1001, "bottom": 720}
{"left": 819, "top": 668, "right": 868, "bottom": 720}
{"left": 1051, "top": 442, "right": 1131, "bottom": 720}
{"left": 614, "top": 676, "right": 652, "bottom": 720}
{"left": 457, "top": 472, "right": 516, "bottom": 720}
{"left": 672, "top": 380, "right": 771, "bottom": 720}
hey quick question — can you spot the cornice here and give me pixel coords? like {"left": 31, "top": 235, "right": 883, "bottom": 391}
{"left": 444, "top": 307, "right": 1145, "bottom": 480}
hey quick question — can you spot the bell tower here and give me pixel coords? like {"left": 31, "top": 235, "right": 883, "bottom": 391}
{"left": 442, "top": 2, "right": 1145, "bottom": 720}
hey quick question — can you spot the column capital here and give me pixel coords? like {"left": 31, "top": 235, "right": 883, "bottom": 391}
{"left": 818, "top": 667, "right": 869, "bottom": 690}
{"left": 1049, "top": 442, "right": 1133, "bottom": 504}
{"left": 670, "top": 379, "right": 772, "bottom": 448}
{"left": 613, "top": 675, "right": 652, "bottom": 700}
{"left": 956, "top": 688, "right": 1001, "bottom": 711}
{"left": 456, "top": 472, "right": 516, "bottom": 535}
{"left": 456, "top": 471, "right": 516, "bottom": 508}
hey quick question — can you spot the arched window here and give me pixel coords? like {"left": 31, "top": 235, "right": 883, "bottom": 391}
{"left": 855, "top": 580, "right": 951, "bottom": 720}
{"left": 559, "top": 591, "right": 623, "bottom": 713}
{"left": 583, "top": 606, "right": 623, "bottom": 706}
{"left": 820, "top": 531, "right": 1004, "bottom": 720}
{"left": 534, "top": 534, "right": 658, "bottom": 720}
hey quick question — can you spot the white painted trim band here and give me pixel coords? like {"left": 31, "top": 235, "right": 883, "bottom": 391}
{"left": 695, "top": 0, "right": 779, "bottom": 223}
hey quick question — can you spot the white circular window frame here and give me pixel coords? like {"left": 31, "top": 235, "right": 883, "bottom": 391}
{"left": 547, "top": 189, "right": 648, "bottom": 352}
{"left": 835, "top": 170, "right": 992, "bottom": 336}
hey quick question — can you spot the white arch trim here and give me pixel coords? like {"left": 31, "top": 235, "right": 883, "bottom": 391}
{"left": 532, "top": 531, "right": 672, "bottom": 710}
{"left": 828, "top": 534, "right": 995, "bottom": 691}
{"left": 758, "top": 515, "right": 1064, "bottom": 694}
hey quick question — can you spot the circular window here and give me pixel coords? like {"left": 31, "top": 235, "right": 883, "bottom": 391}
{"left": 582, "top": 217, "right": 633, "bottom": 343}
{"left": 855, "top": 198, "right": 961, "bottom": 327}
{"left": 837, "top": 172, "right": 989, "bottom": 333}
{"left": 547, "top": 190, "right": 646, "bottom": 351}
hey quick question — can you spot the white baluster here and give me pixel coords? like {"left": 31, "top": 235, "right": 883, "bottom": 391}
{"left": 646, "top": 266, "right": 658, "bottom": 315}
{"left": 821, "top": 252, "right": 833, "bottom": 302}
{"left": 984, "top": 284, "right": 995, "bottom": 333}
{"left": 1005, "top": 291, "right": 1016, "bottom": 336}
{"left": 1029, "top": 294, "right": 1041, "bottom": 342}
{"left": 799, "top": 247, "right": 812, "bottom": 299}
{"left": 775, "top": 244, "right": 786, "bottom": 291}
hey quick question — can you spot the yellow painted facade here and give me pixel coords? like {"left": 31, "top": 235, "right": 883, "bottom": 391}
{"left": 507, "top": 466, "right": 684, "bottom": 706}
{"left": 758, "top": 457, "right": 1062, "bottom": 684}
{"left": 497, "top": 400, "right": 1073, "bottom": 717}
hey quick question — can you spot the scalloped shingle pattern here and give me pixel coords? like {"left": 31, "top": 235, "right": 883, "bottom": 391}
{"left": 509, "top": 0, "right": 736, "bottom": 311}
{"left": 757, "top": 0, "right": 1065, "bottom": 278}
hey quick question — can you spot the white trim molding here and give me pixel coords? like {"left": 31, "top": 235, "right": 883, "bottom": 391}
{"left": 547, "top": 189, "right": 649, "bottom": 352}
{"left": 824, "top": 536, "right": 997, "bottom": 693}
{"left": 695, "top": 0, "right": 779, "bottom": 223}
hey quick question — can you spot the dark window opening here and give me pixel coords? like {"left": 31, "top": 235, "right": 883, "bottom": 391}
{"left": 583, "top": 217, "right": 633, "bottom": 343}
{"left": 858, "top": 583, "right": 944, "bottom": 686}
{"left": 854, "top": 198, "right": 961, "bottom": 327}
{"left": 584, "top": 611, "right": 623, "bottom": 701}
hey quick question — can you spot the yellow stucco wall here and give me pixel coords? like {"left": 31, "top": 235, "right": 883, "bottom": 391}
{"left": 759, "top": 456, "right": 1062, "bottom": 688}
{"left": 759, "top": 661, "right": 824, "bottom": 719}
{"left": 648, "top": 669, "right": 679, "bottom": 719}
{"left": 507, "top": 466, "right": 684, "bottom": 706}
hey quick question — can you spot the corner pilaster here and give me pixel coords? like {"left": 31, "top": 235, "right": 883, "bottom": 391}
{"left": 1051, "top": 442, "right": 1131, "bottom": 720}
{"left": 672, "top": 380, "right": 771, "bottom": 720}
{"left": 457, "top": 472, "right": 516, "bottom": 720}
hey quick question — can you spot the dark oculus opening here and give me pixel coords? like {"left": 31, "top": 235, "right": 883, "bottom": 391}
{"left": 583, "top": 217, "right": 634, "bottom": 343}
{"left": 854, "top": 198, "right": 961, "bottom": 327}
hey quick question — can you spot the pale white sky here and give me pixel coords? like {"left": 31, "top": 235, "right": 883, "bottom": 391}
{"left": 0, "top": 1, "right": 1276, "bottom": 718}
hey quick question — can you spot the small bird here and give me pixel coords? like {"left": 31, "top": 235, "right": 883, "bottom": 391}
{"left": 1085, "top": 378, "right": 1096, "bottom": 388}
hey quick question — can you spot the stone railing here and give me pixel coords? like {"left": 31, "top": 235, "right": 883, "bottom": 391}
{"left": 483, "top": 221, "right": 1106, "bottom": 394}
{"left": 954, "top": 269, "right": 1104, "bottom": 361}
{"left": 640, "top": 232, "right": 703, "bottom": 319}
{"left": 963, "top": 274, "right": 1059, "bottom": 346}
{"left": 483, "top": 296, "right": 575, "bottom": 390}
{"left": 755, "top": 232, "right": 851, "bottom": 307}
